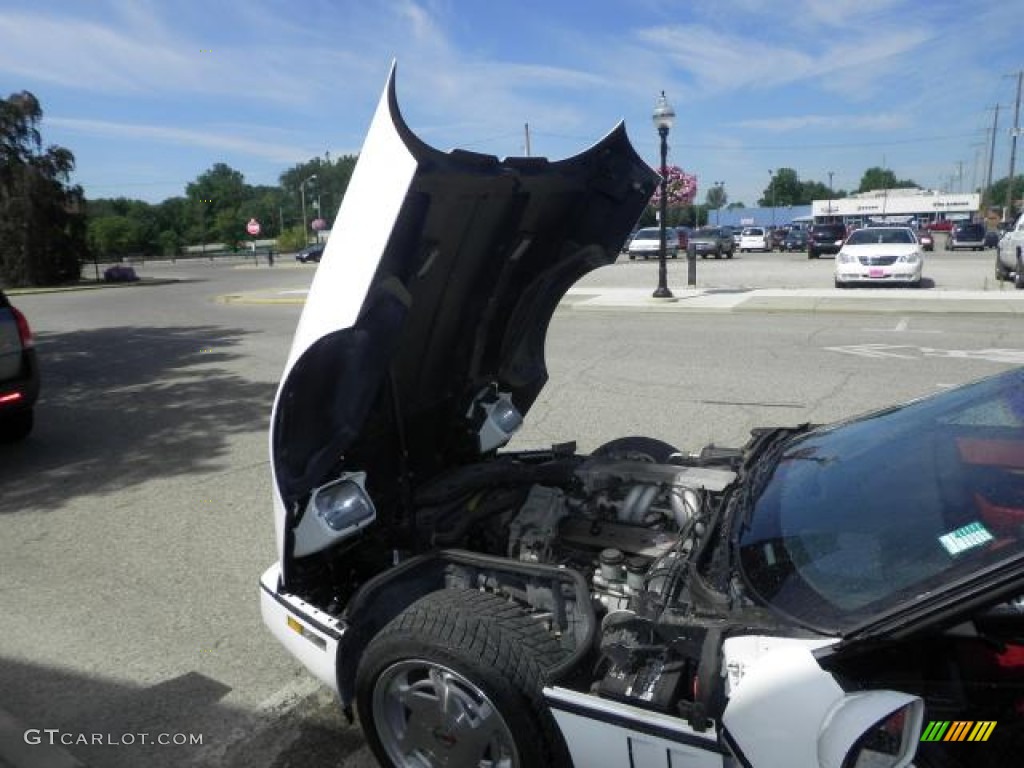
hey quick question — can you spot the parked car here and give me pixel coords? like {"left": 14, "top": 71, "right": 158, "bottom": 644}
{"left": 295, "top": 244, "right": 326, "bottom": 263}
{"left": 984, "top": 229, "right": 1002, "bottom": 249}
{"left": 675, "top": 226, "right": 692, "bottom": 250}
{"left": 690, "top": 226, "right": 735, "bottom": 259}
{"left": 738, "top": 226, "right": 770, "bottom": 252}
{"left": 769, "top": 226, "right": 787, "bottom": 251}
{"left": 261, "top": 70, "right": 1024, "bottom": 768}
{"left": 834, "top": 225, "right": 924, "bottom": 287}
{"left": 782, "top": 228, "right": 808, "bottom": 252}
{"left": 724, "top": 226, "right": 742, "bottom": 247}
{"left": 927, "top": 219, "right": 954, "bottom": 232}
{"left": 995, "top": 211, "right": 1024, "bottom": 288}
{"left": 947, "top": 222, "right": 987, "bottom": 252}
{"left": 0, "top": 289, "right": 39, "bottom": 441}
{"left": 627, "top": 226, "right": 679, "bottom": 260}
{"left": 807, "top": 222, "right": 848, "bottom": 259}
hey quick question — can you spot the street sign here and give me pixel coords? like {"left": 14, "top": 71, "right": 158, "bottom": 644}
{"left": 246, "top": 218, "right": 261, "bottom": 236}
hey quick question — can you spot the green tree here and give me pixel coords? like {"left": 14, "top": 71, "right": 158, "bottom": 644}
{"left": 986, "top": 174, "right": 1024, "bottom": 217}
{"left": 88, "top": 215, "right": 140, "bottom": 258}
{"left": 760, "top": 168, "right": 801, "bottom": 207}
{"left": 186, "top": 163, "right": 248, "bottom": 246}
{"left": 858, "top": 167, "right": 918, "bottom": 193}
{"left": 280, "top": 154, "right": 357, "bottom": 236}
{"left": 706, "top": 184, "right": 727, "bottom": 211}
{"left": 0, "top": 91, "right": 88, "bottom": 286}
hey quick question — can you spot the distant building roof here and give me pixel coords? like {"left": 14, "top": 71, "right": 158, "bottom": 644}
{"left": 717, "top": 205, "right": 812, "bottom": 228}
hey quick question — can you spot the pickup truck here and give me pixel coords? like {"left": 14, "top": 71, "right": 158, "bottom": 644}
{"left": 995, "top": 212, "right": 1024, "bottom": 288}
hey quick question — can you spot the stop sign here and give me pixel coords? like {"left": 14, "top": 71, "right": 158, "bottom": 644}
{"left": 246, "top": 218, "right": 261, "bottom": 236}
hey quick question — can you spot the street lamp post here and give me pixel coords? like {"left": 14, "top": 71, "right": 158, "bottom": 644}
{"left": 769, "top": 169, "right": 776, "bottom": 228}
{"left": 827, "top": 171, "right": 834, "bottom": 220}
{"left": 300, "top": 173, "right": 317, "bottom": 245}
{"left": 652, "top": 91, "right": 676, "bottom": 297}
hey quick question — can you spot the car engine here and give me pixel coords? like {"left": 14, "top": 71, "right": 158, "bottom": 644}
{"left": 501, "top": 457, "right": 737, "bottom": 613}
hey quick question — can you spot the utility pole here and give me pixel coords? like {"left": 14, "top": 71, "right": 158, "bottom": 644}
{"left": 1005, "top": 71, "right": 1023, "bottom": 222}
{"left": 986, "top": 104, "right": 1001, "bottom": 210}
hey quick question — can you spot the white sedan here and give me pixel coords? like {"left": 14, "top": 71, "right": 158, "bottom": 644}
{"left": 834, "top": 226, "right": 924, "bottom": 288}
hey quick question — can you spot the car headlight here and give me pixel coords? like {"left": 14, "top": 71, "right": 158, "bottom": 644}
{"left": 897, "top": 252, "right": 920, "bottom": 264}
{"left": 467, "top": 385, "right": 523, "bottom": 453}
{"left": 838, "top": 251, "right": 855, "bottom": 264}
{"left": 292, "top": 472, "right": 377, "bottom": 557}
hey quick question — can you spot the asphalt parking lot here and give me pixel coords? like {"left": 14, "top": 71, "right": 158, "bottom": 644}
{"left": 1, "top": 246, "right": 1022, "bottom": 768}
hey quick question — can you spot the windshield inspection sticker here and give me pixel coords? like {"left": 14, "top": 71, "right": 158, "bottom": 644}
{"left": 939, "top": 522, "right": 994, "bottom": 556}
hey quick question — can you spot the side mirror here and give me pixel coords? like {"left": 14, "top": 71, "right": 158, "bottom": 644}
{"left": 817, "top": 691, "right": 923, "bottom": 768}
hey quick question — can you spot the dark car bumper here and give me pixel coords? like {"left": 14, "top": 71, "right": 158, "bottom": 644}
{"left": 809, "top": 243, "right": 842, "bottom": 255}
{"left": 0, "top": 349, "right": 40, "bottom": 415}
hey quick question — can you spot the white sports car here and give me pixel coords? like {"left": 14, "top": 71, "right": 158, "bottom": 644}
{"left": 261, "top": 67, "right": 1024, "bottom": 767}
{"left": 834, "top": 226, "right": 924, "bottom": 288}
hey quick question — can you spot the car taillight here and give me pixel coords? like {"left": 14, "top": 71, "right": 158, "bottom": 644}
{"left": 11, "top": 306, "right": 33, "bottom": 349}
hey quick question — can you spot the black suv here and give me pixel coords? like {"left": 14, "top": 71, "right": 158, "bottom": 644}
{"left": 807, "top": 223, "right": 847, "bottom": 259}
{"left": 0, "top": 289, "right": 39, "bottom": 440}
{"left": 947, "top": 222, "right": 986, "bottom": 251}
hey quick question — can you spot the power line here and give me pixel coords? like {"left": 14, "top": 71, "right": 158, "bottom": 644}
{"left": 529, "top": 130, "right": 979, "bottom": 151}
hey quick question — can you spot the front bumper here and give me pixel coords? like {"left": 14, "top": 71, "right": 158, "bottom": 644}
{"left": 835, "top": 264, "right": 922, "bottom": 285}
{"left": 259, "top": 563, "right": 344, "bottom": 692}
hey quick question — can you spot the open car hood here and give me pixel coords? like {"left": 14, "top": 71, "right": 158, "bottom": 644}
{"left": 269, "top": 65, "right": 658, "bottom": 550}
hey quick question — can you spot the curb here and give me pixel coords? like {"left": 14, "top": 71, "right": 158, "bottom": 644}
{"left": 3, "top": 278, "right": 180, "bottom": 296}
{"left": 215, "top": 286, "right": 1024, "bottom": 315}
{"left": 0, "top": 709, "right": 87, "bottom": 768}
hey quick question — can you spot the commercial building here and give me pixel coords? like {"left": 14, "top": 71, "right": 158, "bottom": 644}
{"left": 811, "top": 189, "right": 980, "bottom": 226}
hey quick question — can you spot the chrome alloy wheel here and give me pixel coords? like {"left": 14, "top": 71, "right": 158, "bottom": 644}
{"left": 372, "top": 659, "right": 519, "bottom": 768}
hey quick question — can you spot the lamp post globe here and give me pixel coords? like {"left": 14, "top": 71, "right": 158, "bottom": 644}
{"left": 652, "top": 91, "right": 675, "bottom": 299}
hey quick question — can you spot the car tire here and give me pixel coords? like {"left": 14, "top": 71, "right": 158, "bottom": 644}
{"left": 628, "top": 254, "right": 635, "bottom": 261}
{"left": 0, "top": 409, "right": 33, "bottom": 442}
{"left": 726, "top": 251, "right": 733, "bottom": 259}
{"left": 592, "top": 436, "right": 681, "bottom": 463}
{"left": 355, "top": 589, "right": 570, "bottom": 768}
{"left": 1016, "top": 250, "right": 1024, "bottom": 290}
{"left": 808, "top": 251, "right": 817, "bottom": 259}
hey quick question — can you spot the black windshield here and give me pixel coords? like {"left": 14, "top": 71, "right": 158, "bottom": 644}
{"left": 738, "top": 369, "right": 1024, "bottom": 634}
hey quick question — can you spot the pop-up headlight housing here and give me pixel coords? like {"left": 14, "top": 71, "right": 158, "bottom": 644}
{"left": 467, "top": 385, "right": 523, "bottom": 454}
{"left": 292, "top": 472, "right": 376, "bottom": 557}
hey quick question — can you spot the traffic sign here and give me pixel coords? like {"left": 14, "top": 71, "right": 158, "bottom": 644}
{"left": 246, "top": 218, "right": 261, "bottom": 236}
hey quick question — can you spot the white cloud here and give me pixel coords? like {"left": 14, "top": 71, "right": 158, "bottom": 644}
{"left": 0, "top": 7, "right": 313, "bottom": 104}
{"left": 735, "top": 113, "right": 911, "bottom": 133}
{"left": 48, "top": 117, "right": 317, "bottom": 163}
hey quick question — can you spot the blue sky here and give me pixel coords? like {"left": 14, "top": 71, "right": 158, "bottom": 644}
{"left": 2, "top": 0, "right": 1020, "bottom": 208}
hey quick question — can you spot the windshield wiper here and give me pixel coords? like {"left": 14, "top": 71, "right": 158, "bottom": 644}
{"left": 735, "top": 424, "right": 813, "bottom": 535}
